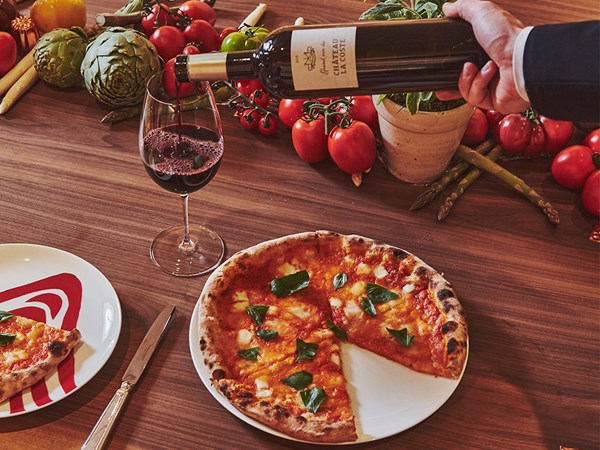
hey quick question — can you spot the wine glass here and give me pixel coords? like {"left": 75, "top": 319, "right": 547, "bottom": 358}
{"left": 140, "top": 71, "right": 225, "bottom": 277}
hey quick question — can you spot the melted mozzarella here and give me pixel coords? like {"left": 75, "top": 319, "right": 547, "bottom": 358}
{"left": 373, "top": 265, "right": 389, "bottom": 279}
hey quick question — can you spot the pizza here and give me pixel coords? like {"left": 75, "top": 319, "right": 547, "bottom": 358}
{"left": 0, "top": 310, "right": 81, "bottom": 403}
{"left": 198, "top": 231, "right": 468, "bottom": 443}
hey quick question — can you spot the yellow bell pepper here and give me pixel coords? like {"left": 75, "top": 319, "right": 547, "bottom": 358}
{"left": 30, "top": 0, "right": 87, "bottom": 33}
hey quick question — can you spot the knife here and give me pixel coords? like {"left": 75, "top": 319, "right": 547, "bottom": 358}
{"left": 81, "top": 305, "right": 176, "bottom": 450}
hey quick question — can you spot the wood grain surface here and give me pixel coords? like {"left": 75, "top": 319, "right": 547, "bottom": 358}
{"left": 1, "top": 1, "right": 599, "bottom": 449}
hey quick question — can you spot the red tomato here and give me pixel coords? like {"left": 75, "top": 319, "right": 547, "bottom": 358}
{"left": 258, "top": 114, "right": 278, "bottom": 136}
{"left": 583, "top": 128, "right": 600, "bottom": 153}
{"left": 551, "top": 145, "right": 597, "bottom": 189}
{"left": 0, "top": 31, "right": 17, "bottom": 76}
{"left": 278, "top": 98, "right": 306, "bottom": 129}
{"left": 582, "top": 170, "right": 600, "bottom": 215}
{"left": 183, "top": 44, "right": 201, "bottom": 55}
{"left": 239, "top": 109, "right": 261, "bottom": 130}
{"left": 162, "top": 58, "right": 196, "bottom": 98}
{"left": 328, "top": 121, "right": 377, "bottom": 174}
{"left": 539, "top": 116, "right": 574, "bottom": 154}
{"left": 461, "top": 107, "right": 489, "bottom": 147}
{"left": 522, "top": 123, "right": 546, "bottom": 158}
{"left": 183, "top": 19, "right": 220, "bottom": 53}
{"left": 150, "top": 26, "right": 186, "bottom": 62}
{"left": 141, "top": 4, "right": 174, "bottom": 36}
{"left": 348, "top": 96, "right": 379, "bottom": 132}
{"left": 179, "top": 0, "right": 216, "bottom": 26}
{"left": 249, "top": 89, "right": 269, "bottom": 108}
{"left": 291, "top": 117, "right": 329, "bottom": 163}
{"left": 498, "top": 114, "right": 532, "bottom": 153}
{"left": 317, "top": 97, "right": 338, "bottom": 105}
{"left": 485, "top": 109, "right": 504, "bottom": 142}
{"left": 234, "top": 79, "right": 263, "bottom": 96}
{"left": 218, "top": 26, "right": 238, "bottom": 44}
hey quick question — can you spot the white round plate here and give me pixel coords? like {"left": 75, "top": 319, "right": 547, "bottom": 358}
{"left": 0, "top": 244, "right": 121, "bottom": 417}
{"left": 189, "top": 300, "right": 467, "bottom": 444}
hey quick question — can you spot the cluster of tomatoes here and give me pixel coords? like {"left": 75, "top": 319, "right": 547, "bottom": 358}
{"left": 228, "top": 79, "right": 278, "bottom": 136}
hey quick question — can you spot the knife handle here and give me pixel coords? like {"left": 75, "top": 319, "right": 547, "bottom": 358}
{"left": 81, "top": 381, "right": 133, "bottom": 450}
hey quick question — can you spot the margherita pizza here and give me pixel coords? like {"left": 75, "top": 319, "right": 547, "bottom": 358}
{"left": 198, "top": 231, "right": 468, "bottom": 443}
{"left": 0, "top": 311, "right": 81, "bottom": 403}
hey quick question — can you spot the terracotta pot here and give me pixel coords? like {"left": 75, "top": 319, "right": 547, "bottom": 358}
{"left": 373, "top": 96, "right": 474, "bottom": 184}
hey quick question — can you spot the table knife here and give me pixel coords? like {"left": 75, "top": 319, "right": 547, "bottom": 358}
{"left": 81, "top": 305, "right": 176, "bottom": 450}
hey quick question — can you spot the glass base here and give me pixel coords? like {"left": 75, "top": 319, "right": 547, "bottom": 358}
{"left": 150, "top": 225, "right": 225, "bottom": 277}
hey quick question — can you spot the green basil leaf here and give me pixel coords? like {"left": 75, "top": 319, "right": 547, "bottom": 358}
{"left": 366, "top": 283, "right": 399, "bottom": 304}
{"left": 360, "top": 297, "right": 377, "bottom": 316}
{"left": 386, "top": 327, "right": 415, "bottom": 347}
{"left": 281, "top": 370, "right": 313, "bottom": 390}
{"left": 295, "top": 338, "right": 319, "bottom": 362}
{"left": 270, "top": 270, "right": 310, "bottom": 297}
{"left": 0, "top": 332, "right": 17, "bottom": 346}
{"left": 237, "top": 347, "right": 259, "bottom": 360}
{"left": 300, "top": 387, "right": 327, "bottom": 413}
{"left": 256, "top": 329, "right": 279, "bottom": 342}
{"left": 333, "top": 273, "right": 347, "bottom": 290}
{"left": 326, "top": 320, "right": 348, "bottom": 341}
{"left": 0, "top": 311, "right": 14, "bottom": 323}
{"left": 246, "top": 305, "right": 269, "bottom": 326}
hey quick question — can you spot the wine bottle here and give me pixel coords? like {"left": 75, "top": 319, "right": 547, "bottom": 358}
{"left": 174, "top": 19, "right": 489, "bottom": 99}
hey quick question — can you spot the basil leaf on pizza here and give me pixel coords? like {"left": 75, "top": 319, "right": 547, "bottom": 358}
{"left": 270, "top": 270, "right": 310, "bottom": 297}
{"left": 256, "top": 329, "right": 279, "bottom": 341}
{"left": 360, "top": 297, "right": 377, "bottom": 316}
{"left": 366, "top": 283, "right": 399, "bottom": 303}
{"left": 333, "top": 273, "right": 347, "bottom": 290}
{"left": 281, "top": 370, "right": 313, "bottom": 390}
{"left": 326, "top": 320, "right": 348, "bottom": 341}
{"left": 300, "top": 387, "right": 327, "bottom": 413}
{"left": 246, "top": 305, "right": 269, "bottom": 326}
{"left": 295, "top": 338, "right": 319, "bottom": 362}
{"left": 237, "top": 347, "right": 259, "bottom": 360}
{"left": 0, "top": 311, "right": 14, "bottom": 322}
{"left": 386, "top": 327, "right": 415, "bottom": 347}
{"left": 0, "top": 332, "right": 16, "bottom": 345}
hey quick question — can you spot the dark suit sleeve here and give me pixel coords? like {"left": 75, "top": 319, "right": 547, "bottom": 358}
{"left": 523, "top": 20, "right": 600, "bottom": 123}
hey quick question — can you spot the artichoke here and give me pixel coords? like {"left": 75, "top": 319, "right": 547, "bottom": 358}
{"left": 81, "top": 27, "right": 161, "bottom": 108}
{"left": 33, "top": 27, "right": 88, "bottom": 88}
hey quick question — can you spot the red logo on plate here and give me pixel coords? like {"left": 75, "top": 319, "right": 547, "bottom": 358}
{"left": 0, "top": 273, "right": 82, "bottom": 414}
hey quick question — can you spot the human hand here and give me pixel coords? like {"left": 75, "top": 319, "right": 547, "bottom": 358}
{"left": 436, "top": 0, "right": 530, "bottom": 114}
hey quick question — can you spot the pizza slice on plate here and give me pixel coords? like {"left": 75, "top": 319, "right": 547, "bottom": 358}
{"left": 0, "top": 311, "right": 81, "bottom": 403}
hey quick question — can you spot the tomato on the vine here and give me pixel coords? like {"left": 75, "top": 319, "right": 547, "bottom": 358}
{"left": 0, "top": 32, "right": 17, "bottom": 76}
{"left": 179, "top": 0, "right": 216, "bottom": 25}
{"left": 278, "top": 98, "right": 306, "bottom": 129}
{"left": 521, "top": 123, "right": 546, "bottom": 158}
{"left": 234, "top": 79, "right": 263, "bottom": 96}
{"left": 249, "top": 89, "right": 269, "bottom": 108}
{"left": 539, "top": 116, "right": 574, "bottom": 154}
{"left": 220, "top": 27, "right": 269, "bottom": 52}
{"left": 239, "top": 109, "right": 261, "bottom": 130}
{"left": 182, "top": 44, "right": 201, "bottom": 55}
{"left": 328, "top": 120, "right": 377, "bottom": 174}
{"left": 258, "top": 114, "right": 278, "bottom": 136}
{"left": 461, "top": 107, "right": 488, "bottom": 147}
{"left": 150, "top": 26, "right": 186, "bottom": 62}
{"left": 218, "top": 26, "right": 238, "bottom": 44}
{"left": 498, "top": 113, "right": 532, "bottom": 153}
{"left": 582, "top": 170, "right": 600, "bottom": 216}
{"left": 291, "top": 116, "right": 329, "bottom": 163}
{"left": 551, "top": 145, "right": 598, "bottom": 189}
{"left": 583, "top": 128, "right": 600, "bottom": 152}
{"left": 348, "top": 96, "right": 379, "bottom": 132}
{"left": 183, "top": 19, "right": 220, "bottom": 53}
{"left": 141, "top": 4, "right": 173, "bottom": 36}
{"left": 485, "top": 109, "right": 505, "bottom": 142}
{"left": 162, "top": 58, "right": 196, "bottom": 98}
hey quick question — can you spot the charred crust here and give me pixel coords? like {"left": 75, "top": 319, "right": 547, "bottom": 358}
{"left": 295, "top": 416, "right": 307, "bottom": 424}
{"left": 259, "top": 401, "right": 269, "bottom": 407}
{"left": 447, "top": 338, "right": 459, "bottom": 354}
{"left": 199, "top": 338, "right": 207, "bottom": 351}
{"left": 437, "top": 288, "right": 454, "bottom": 301}
{"left": 414, "top": 266, "right": 427, "bottom": 277}
{"left": 239, "top": 399, "right": 252, "bottom": 407}
{"left": 212, "top": 369, "right": 226, "bottom": 380}
{"left": 239, "top": 390, "right": 253, "bottom": 398}
{"left": 441, "top": 321, "right": 458, "bottom": 334}
{"left": 442, "top": 301, "right": 454, "bottom": 313}
{"left": 392, "top": 249, "right": 409, "bottom": 260}
{"left": 48, "top": 340, "right": 66, "bottom": 357}
{"left": 218, "top": 384, "right": 231, "bottom": 398}
{"left": 273, "top": 405, "right": 290, "bottom": 419}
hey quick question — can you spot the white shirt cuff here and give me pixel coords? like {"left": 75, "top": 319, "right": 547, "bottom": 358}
{"left": 512, "top": 26, "right": 533, "bottom": 102}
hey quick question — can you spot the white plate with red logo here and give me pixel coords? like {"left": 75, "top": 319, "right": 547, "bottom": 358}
{"left": 0, "top": 243, "right": 121, "bottom": 417}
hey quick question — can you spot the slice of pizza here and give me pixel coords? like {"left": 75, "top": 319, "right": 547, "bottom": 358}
{"left": 0, "top": 311, "right": 82, "bottom": 403}
{"left": 319, "top": 232, "right": 468, "bottom": 379}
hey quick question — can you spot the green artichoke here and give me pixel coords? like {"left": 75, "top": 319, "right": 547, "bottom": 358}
{"left": 33, "top": 27, "right": 88, "bottom": 88}
{"left": 81, "top": 27, "right": 161, "bottom": 108}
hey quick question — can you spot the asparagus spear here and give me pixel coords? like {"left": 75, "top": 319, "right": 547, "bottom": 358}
{"left": 409, "top": 139, "right": 494, "bottom": 211}
{"left": 455, "top": 145, "right": 560, "bottom": 225}
{"left": 437, "top": 145, "right": 503, "bottom": 221}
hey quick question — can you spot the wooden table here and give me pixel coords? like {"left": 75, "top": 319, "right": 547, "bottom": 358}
{"left": 1, "top": 0, "right": 598, "bottom": 448}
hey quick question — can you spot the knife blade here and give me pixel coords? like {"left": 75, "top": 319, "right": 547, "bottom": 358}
{"left": 81, "top": 305, "right": 176, "bottom": 450}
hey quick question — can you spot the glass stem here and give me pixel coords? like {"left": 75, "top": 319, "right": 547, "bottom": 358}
{"left": 179, "top": 194, "right": 196, "bottom": 254}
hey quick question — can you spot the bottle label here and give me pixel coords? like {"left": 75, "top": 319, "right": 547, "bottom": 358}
{"left": 290, "top": 27, "right": 358, "bottom": 91}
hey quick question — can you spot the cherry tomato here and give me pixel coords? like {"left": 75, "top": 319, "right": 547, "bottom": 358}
{"left": 218, "top": 26, "right": 237, "bottom": 44}
{"left": 551, "top": 145, "right": 597, "bottom": 189}
{"left": 150, "top": 26, "right": 186, "bottom": 62}
{"left": 278, "top": 98, "right": 306, "bottom": 129}
{"left": 249, "top": 89, "right": 269, "bottom": 108}
{"left": 583, "top": 128, "right": 600, "bottom": 153}
{"left": 179, "top": 0, "right": 216, "bottom": 26}
{"left": 141, "top": 4, "right": 174, "bottom": 36}
{"left": 162, "top": 58, "right": 197, "bottom": 98}
{"left": 183, "top": 44, "right": 201, "bottom": 55}
{"left": 348, "top": 96, "right": 379, "bottom": 132}
{"left": 220, "top": 27, "right": 269, "bottom": 52}
{"left": 582, "top": 170, "right": 600, "bottom": 215}
{"left": 258, "top": 114, "right": 278, "bottom": 136}
{"left": 498, "top": 114, "right": 532, "bottom": 154}
{"left": 328, "top": 120, "right": 377, "bottom": 174}
{"left": 239, "top": 109, "right": 261, "bottom": 130}
{"left": 291, "top": 117, "right": 329, "bottom": 163}
{"left": 522, "top": 123, "right": 546, "bottom": 158}
{"left": 539, "top": 116, "right": 574, "bottom": 155}
{"left": 485, "top": 110, "right": 505, "bottom": 142}
{"left": 234, "top": 79, "right": 263, "bottom": 96}
{"left": 461, "top": 107, "right": 488, "bottom": 147}
{"left": 183, "top": 19, "right": 220, "bottom": 53}
{"left": 0, "top": 32, "right": 16, "bottom": 76}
